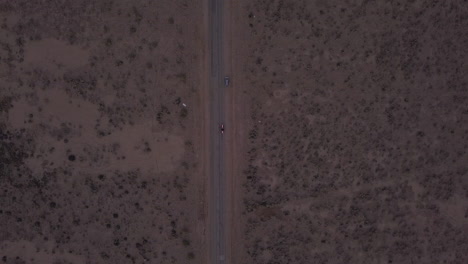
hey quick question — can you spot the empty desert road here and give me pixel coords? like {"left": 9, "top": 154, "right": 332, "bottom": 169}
{"left": 209, "top": 0, "right": 228, "bottom": 264}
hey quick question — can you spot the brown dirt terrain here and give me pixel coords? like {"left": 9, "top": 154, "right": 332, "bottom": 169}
{"left": 0, "top": 0, "right": 206, "bottom": 263}
{"left": 231, "top": 1, "right": 468, "bottom": 264}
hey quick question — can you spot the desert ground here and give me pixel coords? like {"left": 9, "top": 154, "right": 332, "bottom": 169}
{"left": 1, "top": 0, "right": 468, "bottom": 264}
{"left": 0, "top": 0, "right": 206, "bottom": 263}
{"left": 231, "top": 0, "right": 467, "bottom": 263}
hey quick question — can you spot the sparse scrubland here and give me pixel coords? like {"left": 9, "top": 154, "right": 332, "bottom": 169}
{"left": 0, "top": 0, "right": 204, "bottom": 263}
{"left": 234, "top": 1, "right": 468, "bottom": 263}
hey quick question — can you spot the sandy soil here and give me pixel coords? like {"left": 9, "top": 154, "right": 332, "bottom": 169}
{"left": 231, "top": 1, "right": 468, "bottom": 264}
{"left": 0, "top": 1, "right": 206, "bottom": 263}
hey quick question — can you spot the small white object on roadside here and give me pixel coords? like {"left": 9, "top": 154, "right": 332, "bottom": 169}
{"left": 182, "top": 103, "right": 187, "bottom": 107}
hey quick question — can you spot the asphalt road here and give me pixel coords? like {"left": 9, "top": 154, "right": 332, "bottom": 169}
{"left": 209, "top": 0, "right": 227, "bottom": 263}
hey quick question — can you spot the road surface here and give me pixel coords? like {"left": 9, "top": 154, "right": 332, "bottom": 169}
{"left": 209, "top": 0, "right": 228, "bottom": 263}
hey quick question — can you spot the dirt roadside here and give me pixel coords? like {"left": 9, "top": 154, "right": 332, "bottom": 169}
{"left": 200, "top": 1, "right": 210, "bottom": 264}
{"left": 227, "top": 0, "right": 249, "bottom": 263}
